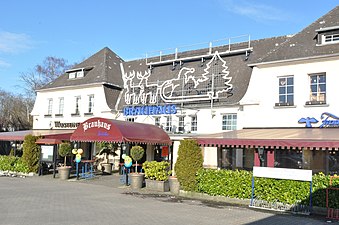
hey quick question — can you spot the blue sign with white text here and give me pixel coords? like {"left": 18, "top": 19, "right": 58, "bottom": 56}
{"left": 123, "top": 104, "right": 177, "bottom": 116}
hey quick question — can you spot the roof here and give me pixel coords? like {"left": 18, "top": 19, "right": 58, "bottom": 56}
{"left": 70, "top": 117, "right": 171, "bottom": 145}
{"left": 39, "top": 47, "right": 124, "bottom": 91}
{"left": 118, "top": 36, "right": 289, "bottom": 109}
{"left": 0, "top": 129, "right": 74, "bottom": 141}
{"left": 196, "top": 128, "right": 339, "bottom": 150}
{"left": 255, "top": 6, "right": 339, "bottom": 64}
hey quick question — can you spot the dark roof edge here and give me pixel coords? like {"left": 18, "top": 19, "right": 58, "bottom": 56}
{"left": 248, "top": 52, "right": 339, "bottom": 67}
{"left": 37, "top": 82, "right": 122, "bottom": 92}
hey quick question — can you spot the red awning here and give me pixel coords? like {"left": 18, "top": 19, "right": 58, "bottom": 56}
{"left": 70, "top": 117, "right": 171, "bottom": 145}
{"left": 0, "top": 130, "right": 73, "bottom": 141}
{"left": 36, "top": 138, "right": 62, "bottom": 145}
{"left": 196, "top": 128, "right": 339, "bottom": 150}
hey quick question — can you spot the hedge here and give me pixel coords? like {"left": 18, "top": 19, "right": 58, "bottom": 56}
{"left": 0, "top": 155, "right": 29, "bottom": 173}
{"left": 196, "top": 169, "right": 339, "bottom": 208}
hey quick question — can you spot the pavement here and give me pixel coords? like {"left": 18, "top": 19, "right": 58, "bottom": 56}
{"left": 0, "top": 172, "right": 338, "bottom": 225}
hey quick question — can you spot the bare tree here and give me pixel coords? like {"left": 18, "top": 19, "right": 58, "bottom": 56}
{"left": 20, "top": 56, "right": 74, "bottom": 99}
{"left": 0, "top": 90, "right": 32, "bottom": 131}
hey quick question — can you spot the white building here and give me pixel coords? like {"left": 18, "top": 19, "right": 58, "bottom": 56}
{"left": 24, "top": 6, "right": 339, "bottom": 174}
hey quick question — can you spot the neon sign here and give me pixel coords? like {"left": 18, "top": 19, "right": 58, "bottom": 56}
{"left": 123, "top": 104, "right": 177, "bottom": 116}
{"left": 120, "top": 51, "right": 233, "bottom": 105}
{"left": 298, "top": 112, "right": 339, "bottom": 128}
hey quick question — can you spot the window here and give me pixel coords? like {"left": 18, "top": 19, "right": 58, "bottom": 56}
{"left": 309, "top": 73, "right": 326, "bottom": 103}
{"left": 316, "top": 26, "right": 339, "bottom": 45}
{"left": 68, "top": 70, "right": 85, "bottom": 79}
{"left": 154, "top": 117, "right": 160, "bottom": 127}
{"left": 47, "top": 98, "right": 53, "bottom": 115}
{"left": 178, "top": 116, "right": 185, "bottom": 133}
{"left": 88, "top": 95, "right": 94, "bottom": 113}
{"left": 58, "top": 97, "right": 64, "bottom": 115}
{"left": 278, "top": 76, "right": 294, "bottom": 105}
{"left": 222, "top": 114, "right": 237, "bottom": 131}
{"left": 74, "top": 96, "right": 81, "bottom": 115}
{"left": 191, "top": 115, "right": 197, "bottom": 132}
{"left": 323, "top": 33, "right": 339, "bottom": 44}
{"left": 165, "top": 116, "right": 172, "bottom": 132}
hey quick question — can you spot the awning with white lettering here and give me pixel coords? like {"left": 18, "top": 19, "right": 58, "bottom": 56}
{"left": 70, "top": 117, "right": 171, "bottom": 145}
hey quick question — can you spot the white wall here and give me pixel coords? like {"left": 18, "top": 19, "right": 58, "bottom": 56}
{"left": 31, "top": 85, "right": 114, "bottom": 129}
{"left": 241, "top": 57, "right": 339, "bottom": 128}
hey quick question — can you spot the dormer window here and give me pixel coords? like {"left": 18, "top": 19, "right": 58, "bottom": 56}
{"left": 324, "top": 33, "right": 339, "bottom": 44}
{"left": 66, "top": 67, "right": 93, "bottom": 79}
{"left": 316, "top": 26, "right": 339, "bottom": 45}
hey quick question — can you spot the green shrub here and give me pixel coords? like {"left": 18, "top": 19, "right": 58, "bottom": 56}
{"left": 143, "top": 161, "right": 171, "bottom": 181}
{"left": 0, "top": 155, "right": 29, "bottom": 173}
{"left": 58, "top": 142, "right": 72, "bottom": 167}
{"left": 130, "top": 145, "right": 144, "bottom": 172}
{"left": 22, "top": 135, "right": 41, "bottom": 173}
{"left": 196, "top": 169, "right": 339, "bottom": 208}
{"left": 0, "top": 155, "right": 17, "bottom": 171}
{"left": 196, "top": 169, "right": 252, "bottom": 199}
{"left": 175, "top": 139, "right": 203, "bottom": 191}
{"left": 14, "top": 158, "right": 29, "bottom": 173}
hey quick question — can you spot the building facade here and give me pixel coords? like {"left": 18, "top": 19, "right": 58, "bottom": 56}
{"left": 29, "top": 6, "right": 339, "bottom": 174}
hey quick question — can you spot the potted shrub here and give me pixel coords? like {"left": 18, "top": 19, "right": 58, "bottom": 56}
{"left": 129, "top": 145, "right": 145, "bottom": 189}
{"left": 58, "top": 142, "right": 72, "bottom": 180}
{"left": 143, "top": 161, "right": 171, "bottom": 192}
{"left": 97, "top": 142, "right": 117, "bottom": 174}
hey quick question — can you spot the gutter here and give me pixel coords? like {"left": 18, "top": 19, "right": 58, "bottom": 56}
{"left": 248, "top": 53, "right": 339, "bottom": 67}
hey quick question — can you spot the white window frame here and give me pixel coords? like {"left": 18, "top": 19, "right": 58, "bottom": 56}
{"left": 58, "top": 97, "right": 64, "bottom": 115}
{"left": 222, "top": 114, "right": 237, "bottom": 131}
{"left": 154, "top": 117, "right": 161, "bottom": 127}
{"left": 322, "top": 33, "right": 339, "bottom": 44}
{"left": 75, "top": 96, "right": 81, "bottom": 115}
{"left": 191, "top": 115, "right": 197, "bottom": 132}
{"left": 47, "top": 98, "right": 53, "bottom": 115}
{"left": 309, "top": 73, "right": 326, "bottom": 102}
{"left": 88, "top": 95, "right": 94, "bottom": 113}
{"left": 165, "top": 116, "right": 172, "bottom": 132}
{"left": 278, "top": 76, "right": 294, "bottom": 104}
{"left": 178, "top": 116, "right": 185, "bottom": 133}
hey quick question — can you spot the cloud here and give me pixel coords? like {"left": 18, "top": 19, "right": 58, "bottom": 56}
{"left": 217, "top": 0, "right": 289, "bottom": 22}
{"left": 0, "top": 59, "right": 11, "bottom": 68}
{"left": 0, "top": 31, "right": 33, "bottom": 54}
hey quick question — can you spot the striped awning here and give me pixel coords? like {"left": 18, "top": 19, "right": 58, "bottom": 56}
{"left": 196, "top": 128, "right": 339, "bottom": 150}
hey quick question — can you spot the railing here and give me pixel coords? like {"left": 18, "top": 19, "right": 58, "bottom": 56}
{"left": 145, "top": 34, "right": 252, "bottom": 66}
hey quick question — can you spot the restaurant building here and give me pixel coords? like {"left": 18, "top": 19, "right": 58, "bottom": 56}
{"left": 1, "top": 6, "right": 339, "bottom": 175}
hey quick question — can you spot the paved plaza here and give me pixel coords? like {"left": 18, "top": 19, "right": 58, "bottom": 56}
{"left": 0, "top": 174, "right": 337, "bottom": 225}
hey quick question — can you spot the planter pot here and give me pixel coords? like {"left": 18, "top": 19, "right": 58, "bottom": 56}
{"left": 168, "top": 176, "right": 180, "bottom": 195}
{"left": 101, "top": 163, "right": 112, "bottom": 175}
{"left": 145, "top": 179, "right": 169, "bottom": 192}
{"left": 58, "top": 166, "right": 71, "bottom": 180}
{"left": 130, "top": 173, "right": 144, "bottom": 189}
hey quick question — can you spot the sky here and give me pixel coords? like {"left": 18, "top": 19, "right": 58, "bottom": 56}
{"left": 0, "top": 0, "right": 338, "bottom": 94}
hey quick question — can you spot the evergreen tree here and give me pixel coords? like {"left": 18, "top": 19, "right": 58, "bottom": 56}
{"left": 22, "top": 135, "right": 41, "bottom": 173}
{"left": 175, "top": 139, "right": 203, "bottom": 191}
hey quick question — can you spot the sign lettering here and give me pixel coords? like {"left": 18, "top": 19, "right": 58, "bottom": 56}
{"left": 82, "top": 119, "right": 111, "bottom": 132}
{"left": 123, "top": 104, "right": 177, "bottom": 116}
{"left": 54, "top": 121, "right": 80, "bottom": 128}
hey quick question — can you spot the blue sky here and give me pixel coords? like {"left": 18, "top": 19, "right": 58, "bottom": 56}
{"left": 0, "top": 0, "right": 338, "bottom": 94}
